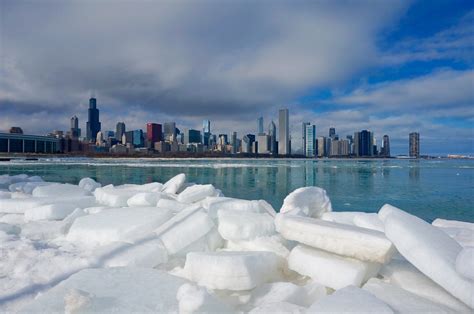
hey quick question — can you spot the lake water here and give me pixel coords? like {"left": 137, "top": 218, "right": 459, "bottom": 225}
{"left": 0, "top": 157, "right": 473, "bottom": 222}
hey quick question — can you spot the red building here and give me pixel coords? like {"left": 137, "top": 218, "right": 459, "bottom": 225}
{"left": 146, "top": 123, "right": 162, "bottom": 144}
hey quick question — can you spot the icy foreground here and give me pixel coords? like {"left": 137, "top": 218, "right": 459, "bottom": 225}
{"left": 0, "top": 174, "right": 472, "bottom": 313}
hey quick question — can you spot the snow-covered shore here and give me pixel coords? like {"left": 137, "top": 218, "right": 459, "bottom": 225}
{"left": 0, "top": 173, "right": 472, "bottom": 313}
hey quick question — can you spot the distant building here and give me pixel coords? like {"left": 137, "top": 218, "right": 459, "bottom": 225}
{"left": 116, "top": 122, "right": 126, "bottom": 142}
{"left": 231, "top": 131, "right": 238, "bottom": 154}
{"left": 329, "top": 127, "right": 336, "bottom": 139}
{"left": 242, "top": 134, "right": 255, "bottom": 153}
{"left": 317, "top": 136, "right": 326, "bottom": 157}
{"left": 86, "top": 97, "right": 101, "bottom": 141}
{"left": 184, "top": 129, "right": 201, "bottom": 144}
{"left": 146, "top": 123, "right": 162, "bottom": 144}
{"left": 268, "top": 121, "right": 277, "bottom": 154}
{"left": 202, "top": 120, "right": 211, "bottom": 145}
{"left": 278, "top": 109, "right": 289, "bottom": 155}
{"left": 163, "top": 122, "right": 176, "bottom": 142}
{"left": 257, "top": 134, "right": 270, "bottom": 154}
{"left": 305, "top": 124, "right": 316, "bottom": 157}
{"left": 257, "top": 117, "right": 264, "bottom": 135}
{"left": 132, "top": 130, "right": 144, "bottom": 147}
{"left": 70, "top": 116, "right": 81, "bottom": 138}
{"left": 381, "top": 135, "right": 390, "bottom": 157}
{"left": 124, "top": 130, "right": 134, "bottom": 145}
{"left": 354, "top": 130, "right": 373, "bottom": 157}
{"left": 96, "top": 131, "right": 104, "bottom": 146}
{"left": 302, "top": 122, "right": 310, "bottom": 155}
{"left": 9, "top": 127, "right": 23, "bottom": 134}
{"left": 0, "top": 133, "right": 60, "bottom": 153}
{"left": 409, "top": 132, "right": 420, "bottom": 158}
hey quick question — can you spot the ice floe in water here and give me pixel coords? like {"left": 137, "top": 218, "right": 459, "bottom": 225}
{"left": 0, "top": 173, "right": 472, "bottom": 313}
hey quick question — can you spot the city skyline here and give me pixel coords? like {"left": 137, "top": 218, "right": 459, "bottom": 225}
{"left": 1, "top": 1, "right": 473, "bottom": 155}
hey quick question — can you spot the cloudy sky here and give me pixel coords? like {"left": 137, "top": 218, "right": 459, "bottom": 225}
{"left": 0, "top": 0, "right": 473, "bottom": 155}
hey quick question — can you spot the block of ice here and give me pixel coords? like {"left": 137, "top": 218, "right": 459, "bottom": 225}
{"left": 249, "top": 282, "right": 326, "bottom": 309}
{"left": 380, "top": 258, "right": 471, "bottom": 312}
{"left": 27, "top": 175, "right": 43, "bottom": 182}
{"left": 162, "top": 173, "right": 186, "bottom": 194}
{"left": 0, "top": 213, "right": 25, "bottom": 225}
{"left": 67, "top": 207, "right": 173, "bottom": 246}
{"left": 217, "top": 210, "right": 275, "bottom": 241}
{"left": 225, "top": 235, "right": 291, "bottom": 259}
{"left": 8, "top": 181, "right": 53, "bottom": 194}
{"left": 276, "top": 214, "right": 395, "bottom": 263}
{"left": 363, "top": 278, "right": 456, "bottom": 313}
{"left": 433, "top": 218, "right": 474, "bottom": 247}
{"left": 94, "top": 186, "right": 139, "bottom": 207}
{"left": 78, "top": 177, "right": 102, "bottom": 192}
{"left": 321, "top": 211, "right": 358, "bottom": 225}
{"left": 202, "top": 197, "right": 276, "bottom": 218}
{"left": 91, "top": 238, "right": 168, "bottom": 268}
{"left": 279, "top": 187, "right": 332, "bottom": 218}
{"left": 379, "top": 204, "right": 474, "bottom": 308}
{"left": 182, "top": 251, "right": 282, "bottom": 290}
{"left": 288, "top": 245, "right": 381, "bottom": 290}
{"left": 0, "top": 222, "right": 21, "bottom": 235}
{"left": 307, "top": 285, "right": 393, "bottom": 313}
{"left": 177, "top": 184, "right": 219, "bottom": 203}
{"left": 24, "top": 203, "right": 78, "bottom": 221}
{"left": 248, "top": 302, "right": 305, "bottom": 314}
{"left": 156, "top": 206, "right": 215, "bottom": 255}
{"left": 0, "top": 198, "right": 51, "bottom": 214}
{"left": 353, "top": 213, "right": 385, "bottom": 232}
{"left": 127, "top": 192, "right": 161, "bottom": 207}
{"left": 456, "top": 247, "right": 474, "bottom": 281}
{"left": 0, "top": 191, "right": 11, "bottom": 199}
{"left": 21, "top": 220, "right": 70, "bottom": 240}
{"left": 32, "top": 183, "right": 91, "bottom": 197}
{"left": 156, "top": 198, "right": 191, "bottom": 213}
{"left": 19, "top": 268, "right": 188, "bottom": 313}
{"left": 176, "top": 283, "right": 235, "bottom": 314}
{"left": 177, "top": 228, "right": 225, "bottom": 256}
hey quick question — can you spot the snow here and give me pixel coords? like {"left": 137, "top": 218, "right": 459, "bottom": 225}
{"left": 67, "top": 207, "right": 173, "bottom": 246}
{"left": 0, "top": 174, "right": 472, "bottom": 312}
{"left": 456, "top": 247, "right": 474, "bottom": 281}
{"left": 279, "top": 186, "right": 332, "bottom": 218}
{"left": 217, "top": 210, "right": 275, "bottom": 241}
{"left": 379, "top": 203, "right": 474, "bottom": 309}
{"left": 307, "top": 285, "right": 393, "bottom": 313}
{"left": 19, "top": 268, "right": 188, "bottom": 313}
{"left": 288, "top": 245, "right": 381, "bottom": 290}
{"left": 276, "top": 214, "right": 395, "bottom": 263}
{"left": 181, "top": 251, "right": 282, "bottom": 290}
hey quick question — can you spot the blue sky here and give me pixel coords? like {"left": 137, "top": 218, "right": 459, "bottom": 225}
{"left": 0, "top": 0, "right": 473, "bottom": 155}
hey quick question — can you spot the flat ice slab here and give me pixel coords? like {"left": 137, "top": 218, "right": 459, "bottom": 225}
{"left": 67, "top": 207, "right": 173, "bottom": 246}
{"left": 217, "top": 210, "right": 275, "bottom": 241}
{"left": 276, "top": 214, "right": 395, "bottom": 263}
{"left": 20, "top": 268, "right": 187, "bottom": 313}
{"left": 182, "top": 251, "right": 282, "bottom": 290}
{"left": 288, "top": 245, "right": 380, "bottom": 290}
{"left": 307, "top": 285, "right": 393, "bottom": 313}
{"left": 379, "top": 204, "right": 474, "bottom": 308}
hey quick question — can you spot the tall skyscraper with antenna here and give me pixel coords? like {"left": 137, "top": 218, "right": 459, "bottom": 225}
{"left": 86, "top": 97, "right": 101, "bottom": 141}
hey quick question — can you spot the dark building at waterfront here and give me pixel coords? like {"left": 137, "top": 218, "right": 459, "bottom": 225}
{"left": 409, "top": 132, "right": 420, "bottom": 158}
{"left": 147, "top": 123, "right": 162, "bottom": 145}
{"left": 354, "top": 130, "right": 373, "bottom": 157}
{"left": 86, "top": 98, "right": 101, "bottom": 141}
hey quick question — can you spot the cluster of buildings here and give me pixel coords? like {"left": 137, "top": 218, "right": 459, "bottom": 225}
{"left": 0, "top": 97, "right": 421, "bottom": 158}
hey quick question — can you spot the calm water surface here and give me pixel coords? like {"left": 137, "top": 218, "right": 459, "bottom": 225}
{"left": 0, "top": 158, "right": 473, "bottom": 222}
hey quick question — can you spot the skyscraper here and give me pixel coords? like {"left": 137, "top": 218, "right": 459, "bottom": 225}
{"left": 231, "top": 131, "right": 238, "bottom": 154}
{"left": 70, "top": 115, "right": 81, "bottom": 138}
{"left": 278, "top": 109, "right": 289, "bottom": 155}
{"left": 184, "top": 129, "right": 201, "bottom": 144}
{"left": 409, "top": 132, "right": 420, "bottom": 158}
{"left": 133, "top": 129, "right": 144, "bottom": 147}
{"left": 146, "top": 123, "right": 162, "bottom": 144}
{"left": 86, "top": 97, "right": 101, "bottom": 141}
{"left": 163, "top": 122, "right": 177, "bottom": 142}
{"left": 329, "top": 127, "right": 336, "bottom": 139}
{"left": 202, "top": 120, "right": 211, "bottom": 145}
{"left": 354, "top": 130, "right": 373, "bottom": 157}
{"left": 116, "top": 122, "right": 126, "bottom": 142}
{"left": 302, "top": 122, "right": 310, "bottom": 155}
{"left": 268, "top": 121, "right": 277, "bottom": 154}
{"left": 305, "top": 124, "right": 316, "bottom": 157}
{"left": 317, "top": 137, "right": 326, "bottom": 157}
{"left": 257, "top": 117, "right": 264, "bottom": 135}
{"left": 381, "top": 135, "right": 390, "bottom": 157}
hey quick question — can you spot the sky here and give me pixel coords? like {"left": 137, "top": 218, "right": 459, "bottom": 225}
{"left": 0, "top": 0, "right": 473, "bottom": 155}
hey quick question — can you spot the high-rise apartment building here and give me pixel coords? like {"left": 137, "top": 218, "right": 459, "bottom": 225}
{"left": 231, "top": 132, "right": 238, "bottom": 154}
{"left": 86, "top": 97, "right": 101, "bottom": 141}
{"left": 409, "top": 132, "right": 420, "bottom": 158}
{"left": 278, "top": 109, "right": 289, "bottom": 155}
{"left": 257, "top": 117, "right": 264, "bottom": 135}
{"left": 268, "top": 121, "right": 277, "bottom": 154}
{"left": 202, "top": 120, "right": 211, "bottom": 145}
{"left": 70, "top": 115, "right": 81, "bottom": 138}
{"left": 146, "top": 123, "right": 162, "bottom": 144}
{"left": 381, "top": 135, "right": 390, "bottom": 157}
{"left": 116, "top": 122, "right": 126, "bottom": 142}
{"left": 305, "top": 124, "right": 316, "bottom": 157}
{"left": 302, "top": 122, "right": 310, "bottom": 155}
{"left": 163, "top": 122, "right": 177, "bottom": 142}
{"left": 354, "top": 130, "right": 373, "bottom": 157}
{"left": 317, "top": 137, "right": 326, "bottom": 157}
{"left": 257, "top": 134, "right": 270, "bottom": 154}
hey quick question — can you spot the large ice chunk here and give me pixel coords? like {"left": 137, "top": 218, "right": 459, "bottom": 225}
{"left": 307, "top": 285, "right": 393, "bottom": 313}
{"left": 24, "top": 203, "right": 78, "bottom": 221}
{"left": 8, "top": 181, "right": 53, "bottom": 194}
{"left": 248, "top": 302, "right": 305, "bottom": 314}
{"left": 67, "top": 207, "right": 173, "bottom": 246}
{"left": 19, "top": 268, "right": 187, "bottom": 313}
{"left": 176, "top": 283, "right": 235, "bottom": 314}
{"left": 202, "top": 197, "right": 276, "bottom": 218}
{"left": 276, "top": 214, "right": 395, "bottom": 263}
{"left": 279, "top": 186, "right": 332, "bottom": 218}
{"left": 217, "top": 210, "right": 275, "bottom": 241}
{"left": 94, "top": 186, "right": 139, "bottom": 207}
{"left": 156, "top": 206, "right": 215, "bottom": 255}
{"left": 288, "top": 245, "right": 380, "bottom": 290}
{"left": 456, "top": 247, "right": 474, "bottom": 281}
{"left": 380, "top": 258, "right": 471, "bottom": 312}
{"left": 162, "top": 173, "right": 186, "bottom": 194}
{"left": 225, "top": 235, "right": 291, "bottom": 259}
{"left": 177, "top": 184, "right": 218, "bottom": 203}
{"left": 363, "top": 278, "right": 456, "bottom": 313}
{"left": 182, "top": 251, "right": 282, "bottom": 290}
{"left": 379, "top": 204, "right": 474, "bottom": 308}
{"left": 433, "top": 218, "right": 474, "bottom": 247}
{"left": 127, "top": 192, "right": 163, "bottom": 207}
{"left": 32, "top": 183, "right": 91, "bottom": 197}
{"left": 156, "top": 198, "right": 191, "bottom": 213}
{"left": 78, "top": 177, "right": 102, "bottom": 192}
